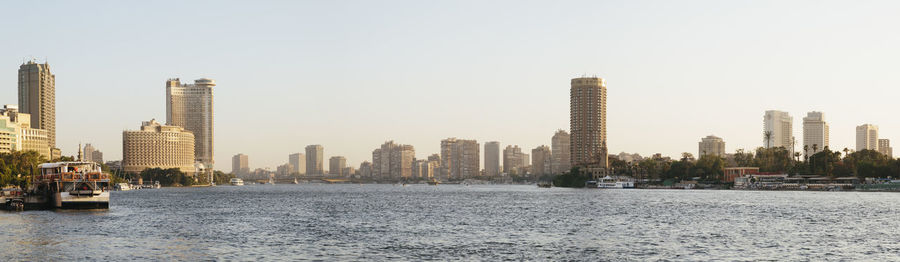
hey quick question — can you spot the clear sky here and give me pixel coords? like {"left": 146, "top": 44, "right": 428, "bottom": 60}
{"left": 2, "top": 1, "right": 899, "bottom": 171}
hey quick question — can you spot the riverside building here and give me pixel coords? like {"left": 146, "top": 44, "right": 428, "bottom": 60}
{"left": 0, "top": 105, "right": 51, "bottom": 159}
{"left": 440, "top": 138, "right": 479, "bottom": 180}
{"left": 698, "top": 135, "right": 726, "bottom": 158}
{"left": 570, "top": 77, "right": 608, "bottom": 168}
{"left": 122, "top": 119, "right": 196, "bottom": 174}
{"left": 232, "top": 153, "right": 249, "bottom": 176}
{"left": 551, "top": 130, "right": 571, "bottom": 174}
{"left": 763, "top": 110, "right": 793, "bottom": 149}
{"left": 802, "top": 111, "right": 829, "bottom": 156}
{"left": 857, "top": 124, "right": 879, "bottom": 151}
{"left": 166, "top": 78, "right": 215, "bottom": 175}
{"left": 18, "top": 60, "right": 56, "bottom": 148}
{"left": 484, "top": 141, "right": 500, "bottom": 177}
{"left": 305, "top": 145, "right": 324, "bottom": 175}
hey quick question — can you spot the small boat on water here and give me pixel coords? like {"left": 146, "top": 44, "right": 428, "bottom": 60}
{"left": 596, "top": 176, "right": 635, "bottom": 189}
{"left": 230, "top": 178, "right": 245, "bottom": 186}
{"left": 537, "top": 181, "right": 552, "bottom": 188}
{"left": 114, "top": 183, "right": 132, "bottom": 191}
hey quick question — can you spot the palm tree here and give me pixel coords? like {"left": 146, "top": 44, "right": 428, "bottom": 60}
{"left": 764, "top": 131, "right": 773, "bottom": 149}
{"left": 812, "top": 144, "right": 819, "bottom": 174}
{"left": 803, "top": 145, "right": 810, "bottom": 162}
{"left": 843, "top": 148, "right": 850, "bottom": 160}
{"left": 794, "top": 152, "right": 801, "bottom": 162}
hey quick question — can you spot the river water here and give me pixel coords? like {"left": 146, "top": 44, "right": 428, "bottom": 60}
{"left": 1, "top": 184, "right": 899, "bottom": 261}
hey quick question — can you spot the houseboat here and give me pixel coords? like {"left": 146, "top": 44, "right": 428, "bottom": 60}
{"left": 35, "top": 161, "right": 110, "bottom": 209}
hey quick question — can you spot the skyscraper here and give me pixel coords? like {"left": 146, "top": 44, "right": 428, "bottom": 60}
{"left": 551, "top": 130, "right": 571, "bottom": 174}
{"left": 763, "top": 110, "right": 793, "bottom": 149}
{"left": 371, "top": 141, "right": 415, "bottom": 178}
{"left": 166, "top": 78, "right": 214, "bottom": 173}
{"left": 570, "top": 77, "right": 607, "bottom": 168}
{"left": 305, "top": 145, "right": 324, "bottom": 175}
{"left": 329, "top": 156, "right": 346, "bottom": 176}
{"left": 232, "top": 153, "right": 249, "bottom": 176}
{"left": 503, "top": 145, "right": 525, "bottom": 175}
{"left": 698, "top": 135, "right": 726, "bottom": 158}
{"left": 857, "top": 124, "right": 879, "bottom": 151}
{"left": 83, "top": 143, "right": 104, "bottom": 164}
{"left": 484, "top": 141, "right": 500, "bottom": 177}
{"left": 289, "top": 153, "right": 305, "bottom": 174}
{"left": 878, "top": 139, "right": 893, "bottom": 158}
{"left": 802, "top": 111, "right": 829, "bottom": 156}
{"left": 440, "top": 138, "right": 479, "bottom": 180}
{"left": 531, "top": 145, "right": 552, "bottom": 176}
{"left": 18, "top": 60, "right": 56, "bottom": 147}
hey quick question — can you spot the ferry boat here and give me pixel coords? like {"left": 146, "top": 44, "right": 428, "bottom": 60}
{"left": 35, "top": 162, "right": 110, "bottom": 209}
{"left": 596, "top": 176, "right": 635, "bottom": 189}
{"left": 230, "top": 178, "right": 245, "bottom": 186}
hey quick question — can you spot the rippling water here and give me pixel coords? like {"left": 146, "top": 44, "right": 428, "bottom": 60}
{"left": 2, "top": 184, "right": 900, "bottom": 261}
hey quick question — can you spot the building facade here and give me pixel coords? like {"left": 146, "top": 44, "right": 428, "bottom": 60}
{"left": 856, "top": 124, "right": 879, "bottom": 151}
{"left": 764, "top": 110, "right": 793, "bottom": 149}
{"left": 166, "top": 78, "right": 214, "bottom": 173}
{"left": 329, "top": 156, "right": 347, "bottom": 176}
{"left": 0, "top": 105, "right": 51, "bottom": 159}
{"left": 802, "top": 111, "right": 829, "bottom": 156}
{"left": 18, "top": 60, "right": 56, "bottom": 148}
{"left": 122, "top": 119, "right": 196, "bottom": 174}
{"left": 503, "top": 145, "right": 526, "bottom": 175}
{"left": 289, "top": 153, "right": 305, "bottom": 175}
{"left": 698, "top": 135, "right": 726, "bottom": 158}
{"left": 440, "top": 138, "right": 479, "bottom": 180}
{"left": 371, "top": 141, "right": 415, "bottom": 179}
{"left": 531, "top": 145, "right": 552, "bottom": 176}
{"left": 551, "top": 130, "right": 571, "bottom": 174}
{"left": 878, "top": 139, "right": 892, "bottom": 158}
{"left": 83, "top": 143, "right": 104, "bottom": 164}
{"left": 232, "top": 153, "right": 249, "bottom": 176}
{"left": 484, "top": 141, "right": 500, "bottom": 177}
{"left": 570, "top": 77, "right": 608, "bottom": 168}
{"left": 305, "top": 145, "right": 324, "bottom": 175}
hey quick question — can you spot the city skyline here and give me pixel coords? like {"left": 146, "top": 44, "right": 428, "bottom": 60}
{"left": 3, "top": 1, "right": 900, "bottom": 170}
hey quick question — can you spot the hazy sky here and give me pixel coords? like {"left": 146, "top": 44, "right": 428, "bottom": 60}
{"left": 2, "top": 1, "right": 900, "bottom": 171}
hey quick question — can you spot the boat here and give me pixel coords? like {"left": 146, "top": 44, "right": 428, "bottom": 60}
{"left": 427, "top": 179, "right": 440, "bottom": 186}
{"left": 230, "top": 178, "right": 245, "bottom": 186}
{"left": 537, "top": 181, "right": 552, "bottom": 188}
{"left": 596, "top": 176, "right": 635, "bottom": 189}
{"left": 114, "top": 183, "right": 132, "bottom": 191}
{"left": 35, "top": 161, "right": 110, "bottom": 209}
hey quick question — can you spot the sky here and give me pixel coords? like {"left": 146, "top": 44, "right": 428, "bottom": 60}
{"left": 2, "top": 0, "right": 900, "bottom": 171}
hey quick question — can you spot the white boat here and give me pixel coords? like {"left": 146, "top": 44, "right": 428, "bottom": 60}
{"left": 114, "top": 183, "right": 131, "bottom": 191}
{"left": 37, "top": 161, "right": 110, "bottom": 209}
{"left": 597, "top": 176, "right": 635, "bottom": 189}
{"left": 230, "top": 178, "right": 245, "bottom": 186}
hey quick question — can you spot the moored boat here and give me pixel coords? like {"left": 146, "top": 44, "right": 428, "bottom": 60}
{"left": 36, "top": 161, "right": 110, "bottom": 209}
{"left": 230, "top": 178, "right": 245, "bottom": 186}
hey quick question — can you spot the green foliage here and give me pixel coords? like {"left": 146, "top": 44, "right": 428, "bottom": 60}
{"left": 212, "top": 171, "right": 235, "bottom": 185}
{"left": 0, "top": 151, "right": 46, "bottom": 187}
{"left": 553, "top": 167, "right": 592, "bottom": 188}
{"left": 139, "top": 168, "right": 194, "bottom": 186}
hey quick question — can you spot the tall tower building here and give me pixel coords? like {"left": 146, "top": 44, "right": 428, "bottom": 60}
{"left": 878, "top": 139, "right": 893, "bottom": 158}
{"left": 329, "top": 156, "right": 346, "bottom": 176}
{"left": 503, "top": 145, "right": 525, "bottom": 175}
{"left": 18, "top": 60, "right": 56, "bottom": 147}
{"left": 570, "top": 77, "right": 608, "bottom": 168}
{"left": 763, "top": 110, "right": 793, "bottom": 149}
{"left": 484, "top": 141, "right": 500, "bottom": 177}
{"left": 856, "top": 124, "right": 879, "bottom": 151}
{"left": 802, "top": 111, "right": 829, "bottom": 156}
{"left": 232, "top": 153, "right": 249, "bottom": 176}
{"left": 289, "top": 153, "right": 305, "bottom": 174}
{"left": 698, "top": 135, "right": 726, "bottom": 157}
{"left": 531, "top": 145, "right": 552, "bottom": 176}
{"left": 305, "top": 145, "right": 324, "bottom": 175}
{"left": 166, "top": 78, "right": 214, "bottom": 173}
{"left": 440, "top": 138, "right": 479, "bottom": 180}
{"left": 551, "top": 130, "right": 571, "bottom": 174}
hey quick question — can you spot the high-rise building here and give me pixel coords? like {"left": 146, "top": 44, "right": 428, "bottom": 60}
{"left": 878, "top": 139, "right": 892, "bottom": 158}
{"left": 0, "top": 105, "right": 51, "bottom": 159}
{"left": 18, "top": 60, "right": 56, "bottom": 147}
{"left": 857, "top": 124, "right": 879, "bottom": 151}
{"left": 83, "top": 143, "right": 103, "bottom": 164}
{"left": 801, "top": 111, "right": 829, "bottom": 156}
{"left": 305, "top": 145, "right": 324, "bottom": 175}
{"left": 232, "top": 153, "right": 249, "bottom": 176}
{"left": 764, "top": 110, "right": 793, "bottom": 149}
{"left": 440, "top": 138, "right": 479, "bottom": 180}
{"left": 531, "top": 145, "right": 552, "bottom": 176}
{"left": 329, "top": 156, "right": 346, "bottom": 176}
{"left": 371, "top": 141, "right": 415, "bottom": 178}
{"left": 166, "top": 78, "right": 214, "bottom": 174}
{"left": 570, "top": 77, "right": 608, "bottom": 168}
{"left": 122, "top": 119, "right": 195, "bottom": 174}
{"left": 358, "top": 161, "right": 373, "bottom": 177}
{"left": 551, "top": 130, "right": 571, "bottom": 174}
{"left": 289, "top": 153, "right": 305, "bottom": 175}
{"left": 503, "top": 145, "right": 525, "bottom": 175}
{"left": 698, "top": 135, "right": 726, "bottom": 158}
{"left": 276, "top": 163, "right": 294, "bottom": 177}
{"left": 484, "top": 141, "right": 500, "bottom": 177}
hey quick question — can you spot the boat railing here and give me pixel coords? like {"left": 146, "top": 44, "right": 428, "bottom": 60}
{"left": 35, "top": 172, "right": 109, "bottom": 182}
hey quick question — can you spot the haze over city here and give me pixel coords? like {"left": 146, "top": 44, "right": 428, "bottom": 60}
{"left": 2, "top": 0, "right": 899, "bottom": 170}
